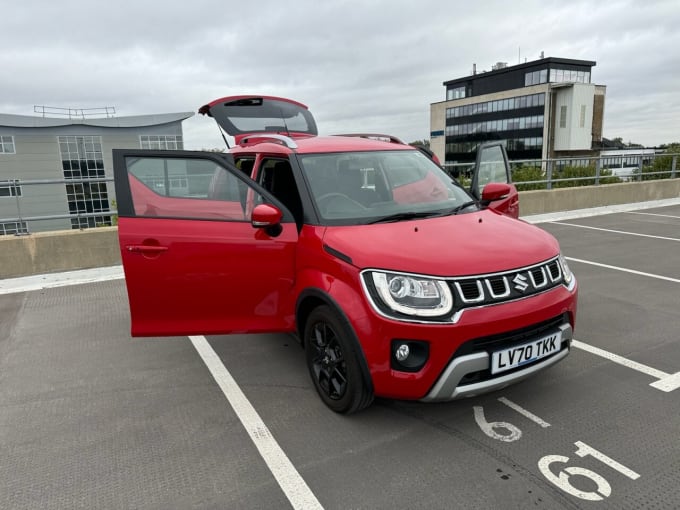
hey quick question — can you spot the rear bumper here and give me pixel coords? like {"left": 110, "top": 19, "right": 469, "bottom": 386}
{"left": 420, "top": 323, "right": 572, "bottom": 402}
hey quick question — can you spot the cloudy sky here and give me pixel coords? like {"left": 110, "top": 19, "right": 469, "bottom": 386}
{"left": 3, "top": 0, "right": 678, "bottom": 149}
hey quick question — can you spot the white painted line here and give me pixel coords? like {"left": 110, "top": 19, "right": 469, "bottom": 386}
{"left": 189, "top": 335, "right": 323, "bottom": 510}
{"left": 551, "top": 222, "right": 680, "bottom": 242}
{"left": 0, "top": 265, "right": 124, "bottom": 295}
{"left": 522, "top": 197, "right": 680, "bottom": 224}
{"left": 625, "top": 211, "right": 680, "bottom": 220}
{"left": 650, "top": 372, "right": 680, "bottom": 392}
{"left": 498, "top": 397, "right": 550, "bottom": 428}
{"left": 566, "top": 257, "right": 680, "bottom": 284}
{"left": 572, "top": 340, "right": 669, "bottom": 379}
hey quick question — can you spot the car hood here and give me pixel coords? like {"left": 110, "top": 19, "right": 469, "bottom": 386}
{"left": 322, "top": 211, "right": 560, "bottom": 276}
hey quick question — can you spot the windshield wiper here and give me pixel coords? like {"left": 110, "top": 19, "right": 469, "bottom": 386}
{"left": 441, "top": 200, "right": 479, "bottom": 216}
{"left": 367, "top": 211, "right": 440, "bottom": 224}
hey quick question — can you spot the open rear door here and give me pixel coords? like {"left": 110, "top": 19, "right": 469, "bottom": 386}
{"left": 470, "top": 142, "right": 519, "bottom": 218}
{"left": 198, "top": 95, "right": 318, "bottom": 145}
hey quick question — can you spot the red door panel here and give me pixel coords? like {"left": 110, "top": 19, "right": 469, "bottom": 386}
{"left": 120, "top": 217, "right": 297, "bottom": 336}
{"left": 113, "top": 150, "right": 298, "bottom": 337}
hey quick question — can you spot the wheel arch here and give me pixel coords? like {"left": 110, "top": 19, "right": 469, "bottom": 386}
{"left": 296, "top": 288, "right": 374, "bottom": 395}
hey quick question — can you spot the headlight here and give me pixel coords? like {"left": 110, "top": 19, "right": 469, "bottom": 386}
{"left": 366, "top": 271, "right": 453, "bottom": 318}
{"left": 559, "top": 253, "right": 574, "bottom": 288}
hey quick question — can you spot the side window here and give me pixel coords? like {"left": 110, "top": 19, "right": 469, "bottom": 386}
{"left": 235, "top": 157, "right": 255, "bottom": 177}
{"left": 126, "top": 156, "right": 259, "bottom": 221}
{"left": 257, "top": 158, "right": 303, "bottom": 226}
{"left": 477, "top": 145, "right": 509, "bottom": 191}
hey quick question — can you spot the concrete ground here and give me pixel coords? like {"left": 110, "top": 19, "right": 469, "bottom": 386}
{"left": 1, "top": 201, "right": 679, "bottom": 509}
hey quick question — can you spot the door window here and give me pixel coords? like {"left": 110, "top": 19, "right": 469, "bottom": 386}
{"left": 125, "top": 156, "right": 257, "bottom": 221}
{"left": 477, "top": 145, "right": 509, "bottom": 192}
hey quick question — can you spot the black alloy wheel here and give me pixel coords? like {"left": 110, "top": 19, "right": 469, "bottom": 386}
{"left": 304, "top": 306, "right": 373, "bottom": 414}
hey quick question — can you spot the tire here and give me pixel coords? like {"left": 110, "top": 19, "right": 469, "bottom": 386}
{"left": 304, "top": 305, "right": 374, "bottom": 414}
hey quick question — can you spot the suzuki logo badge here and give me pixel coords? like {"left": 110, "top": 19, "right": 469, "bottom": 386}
{"left": 513, "top": 273, "right": 529, "bottom": 292}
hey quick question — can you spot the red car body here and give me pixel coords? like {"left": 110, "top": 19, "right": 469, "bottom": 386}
{"left": 114, "top": 96, "right": 577, "bottom": 413}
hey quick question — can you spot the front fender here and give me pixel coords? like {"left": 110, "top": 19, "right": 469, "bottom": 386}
{"left": 295, "top": 268, "right": 379, "bottom": 393}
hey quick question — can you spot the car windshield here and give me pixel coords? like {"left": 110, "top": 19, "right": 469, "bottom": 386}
{"left": 298, "top": 150, "right": 476, "bottom": 224}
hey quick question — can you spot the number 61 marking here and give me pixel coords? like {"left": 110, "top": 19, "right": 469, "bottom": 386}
{"left": 538, "top": 441, "right": 640, "bottom": 501}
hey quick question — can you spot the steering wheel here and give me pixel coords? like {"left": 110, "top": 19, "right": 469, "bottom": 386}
{"left": 317, "top": 193, "right": 366, "bottom": 214}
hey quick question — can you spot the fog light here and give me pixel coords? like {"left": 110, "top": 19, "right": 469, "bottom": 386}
{"left": 395, "top": 343, "right": 410, "bottom": 362}
{"left": 391, "top": 339, "right": 429, "bottom": 372}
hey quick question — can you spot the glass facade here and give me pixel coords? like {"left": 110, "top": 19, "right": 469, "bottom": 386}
{"left": 445, "top": 93, "right": 546, "bottom": 163}
{"left": 447, "top": 93, "right": 545, "bottom": 118}
{"left": 446, "top": 115, "right": 544, "bottom": 136}
{"left": 446, "top": 86, "right": 466, "bottom": 100}
{"left": 446, "top": 137, "right": 543, "bottom": 155}
{"left": 58, "top": 136, "right": 112, "bottom": 229}
{"left": 550, "top": 69, "right": 590, "bottom": 84}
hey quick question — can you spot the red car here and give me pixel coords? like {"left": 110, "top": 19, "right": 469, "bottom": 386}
{"left": 113, "top": 95, "right": 577, "bottom": 413}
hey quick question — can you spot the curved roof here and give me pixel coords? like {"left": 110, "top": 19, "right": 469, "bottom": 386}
{"left": 0, "top": 111, "right": 194, "bottom": 128}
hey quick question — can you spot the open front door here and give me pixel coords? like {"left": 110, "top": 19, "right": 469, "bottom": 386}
{"left": 113, "top": 150, "right": 298, "bottom": 337}
{"left": 469, "top": 142, "right": 519, "bottom": 218}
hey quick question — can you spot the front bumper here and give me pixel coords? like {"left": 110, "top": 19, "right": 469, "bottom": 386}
{"left": 420, "top": 322, "right": 572, "bottom": 401}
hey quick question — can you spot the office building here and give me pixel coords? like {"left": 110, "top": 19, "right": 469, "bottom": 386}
{"left": 0, "top": 108, "right": 192, "bottom": 234}
{"left": 430, "top": 57, "right": 606, "bottom": 166}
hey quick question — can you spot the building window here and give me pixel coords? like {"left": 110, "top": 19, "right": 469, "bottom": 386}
{"left": 579, "top": 105, "right": 587, "bottom": 128}
{"left": 0, "top": 221, "right": 28, "bottom": 235}
{"left": 0, "top": 182, "right": 22, "bottom": 197}
{"left": 0, "top": 135, "right": 15, "bottom": 154}
{"left": 560, "top": 106, "right": 567, "bottom": 128}
{"left": 550, "top": 69, "right": 591, "bottom": 84}
{"left": 446, "top": 93, "right": 545, "bottom": 119}
{"left": 446, "top": 86, "right": 466, "bottom": 101}
{"left": 140, "top": 135, "right": 183, "bottom": 150}
{"left": 58, "top": 136, "right": 112, "bottom": 229}
{"left": 445, "top": 114, "right": 544, "bottom": 136}
{"left": 524, "top": 69, "right": 548, "bottom": 86}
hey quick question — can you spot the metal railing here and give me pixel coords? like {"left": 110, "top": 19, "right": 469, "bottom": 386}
{"left": 444, "top": 152, "right": 679, "bottom": 190}
{"left": 0, "top": 177, "right": 117, "bottom": 235}
{"left": 1, "top": 152, "right": 678, "bottom": 235}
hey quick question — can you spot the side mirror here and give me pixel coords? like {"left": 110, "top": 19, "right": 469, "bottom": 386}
{"left": 251, "top": 203, "right": 283, "bottom": 235}
{"left": 480, "top": 182, "right": 512, "bottom": 203}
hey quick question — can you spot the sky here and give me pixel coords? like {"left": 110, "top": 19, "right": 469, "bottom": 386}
{"left": 2, "top": 0, "right": 679, "bottom": 150}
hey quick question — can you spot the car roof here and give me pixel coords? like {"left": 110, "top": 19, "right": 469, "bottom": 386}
{"left": 231, "top": 134, "right": 417, "bottom": 155}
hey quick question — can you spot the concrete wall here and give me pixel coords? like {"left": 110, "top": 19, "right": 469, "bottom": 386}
{"left": 1, "top": 179, "right": 679, "bottom": 278}
{"left": 0, "top": 227, "right": 121, "bottom": 278}
{"left": 518, "top": 179, "right": 680, "bottom": 216}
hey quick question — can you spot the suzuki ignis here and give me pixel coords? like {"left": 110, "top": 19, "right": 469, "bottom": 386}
{"left": 113, "top": 96, "right": 577, "bottom": 413}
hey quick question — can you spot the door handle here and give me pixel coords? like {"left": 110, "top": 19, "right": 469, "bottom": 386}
{"left": 126, "top": 245, "right": 168, "bottom": 253}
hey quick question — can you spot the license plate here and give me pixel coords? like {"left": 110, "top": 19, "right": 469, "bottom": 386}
{"left": 491, "top": 331, "right": 562, "bottom": 375}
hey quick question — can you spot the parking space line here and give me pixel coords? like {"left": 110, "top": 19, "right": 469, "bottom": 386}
{"left": 189, "top": 335, "right": 324, "bottom": 510}
{"left": 566, "top": 257, "right": 680, "bottom": 284}
{"left": 624, "top": 211, "right": 680, "bottom": 219}
{"left": 552, "top": 222, "right": 680, "bottom": 242}
{"left": 572, "top": 339, "right": 678, "bottom": 392}
{"left": 498, "top": 397, "right": 551, "bottom": 427}
{"left": 650, "top": 372, "right": 680, "bottom": 392}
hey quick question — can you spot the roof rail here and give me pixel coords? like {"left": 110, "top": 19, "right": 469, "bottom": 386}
{"left": 333, "top": 133, "right": 407, "bottom": 145}
{"left": 239, "top": 133, "right": 298, "bottom": 149}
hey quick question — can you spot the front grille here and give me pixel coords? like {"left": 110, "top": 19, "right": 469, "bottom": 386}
{"left": 449, "top": 256, "right": 563, "bottom": 309}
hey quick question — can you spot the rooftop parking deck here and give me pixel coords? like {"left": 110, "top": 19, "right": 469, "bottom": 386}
{"left": 1, "top": 199, "right": 680, "bottom": 509}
